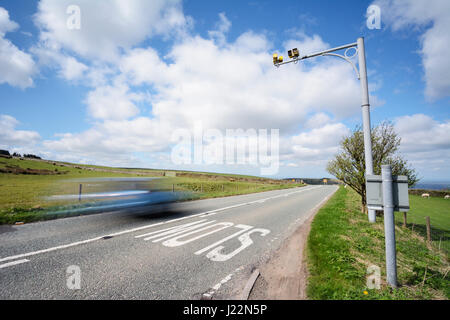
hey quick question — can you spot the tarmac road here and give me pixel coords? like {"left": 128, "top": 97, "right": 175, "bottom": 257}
{"left": 0, "top": 185, "right": 338, "bottom": 299}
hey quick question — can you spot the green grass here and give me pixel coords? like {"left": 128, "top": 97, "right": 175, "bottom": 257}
{"left": 0, "top": 157, "right": 304, "bottom": 224}
{"left": 307, "top": 187, "right": 449, "bottom": 300}
{"left": 395, "top": 195, "right": 450, "bottom": 253}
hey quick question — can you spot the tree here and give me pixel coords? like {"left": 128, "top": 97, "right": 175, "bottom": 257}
{"left": 327, "top": 121, "right": 419, "bottom": 212}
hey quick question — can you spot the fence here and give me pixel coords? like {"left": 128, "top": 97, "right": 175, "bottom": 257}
{"left": 405, "top": 215, "right": 449, "bottom": 254}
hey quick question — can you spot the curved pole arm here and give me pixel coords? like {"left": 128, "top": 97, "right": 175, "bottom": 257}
{"left": 320, "top": 52, "right": 360, "bottom": 80}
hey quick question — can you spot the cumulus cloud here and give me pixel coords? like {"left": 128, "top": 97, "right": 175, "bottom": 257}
{"left": 283, "top": 32, "right": 329, "bottom": 57}
{"left": 208, "top": 12, "right": 231, "bottom": 46}
{"left": 119, "top": 47, "right": 169, "bottom": 86}
{"left": 374, "top": 0, "right": 450, "bottom": 100}
{"left": 31, "top": 45, "right": 88, "bottom": 81}
{"left": 0, "top": 7, "right": 36, "bottom": 88}
{"left": 34, "top": 0, "right": 190, "bottom": 62}
{"left": 394, "top": 114, "right": 450, "bottom": 175}
{"left": 0, "top": 7, "right": 18, "bottom": 33}
{"left": 0, "top": 115, "right": 41, "bottom": 149}
{"left": 43, "top": 117, "right": 172, "bottom": 161}
{"left": 38, "top": 11, "right": 367, "bottom": 171}
{"left": 119, "top": 30, "right": 361, "bottom": 132}
{"left": 285, "top": 123, "right": 350, "bottom": 164}
{"left": 85, "top": 83, "right": 144, "bottom": 120}
{"left": 395, "top": 114, "right": 450, "bottom": 153}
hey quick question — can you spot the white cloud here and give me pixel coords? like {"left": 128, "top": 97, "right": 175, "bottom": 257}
{"left": 395, "top": 114, "right": 450, "bottom": 153}
{"left": 0, "top": 115, "right": 41, "bottom": 149}
{"left": 0, "top": 7, "right": 36, "bottom": 88}
{"left": 119, "top": 47, "right": 169, "bottom": 86}
{"left": 283, "top": 32, "right": 329, "bottom": 57}
{"left": 37, "top": 12, "right": 373, "bottom": 174}
{"left": 304, "top": 113, "right": 332, "bottom": 129}
{"left": 43, "top": 117, "right": 172, "bottom": 164}
{"left": 32, "top": 45, "right": 88, "bottom": 81}
{"left": 85, "top": 83, "right": 143, "bottom": 120}
{"left": 286, "top": 123, "right": 350, "bottom": 162}
{"left": 0, "top": 7, "right": 18, "bottom": 34}
{"left": 119, "top": 31, "right": 361, "bottom": 133}
{"left": 208, "top": 12, "right": 231, "bottom": 46}
{"left": 374, "top": 0, "right": 450, "bottom": 100}
{"left": 34, "top": 0, "right": 190, "bottom": 62}
{"left": 394, "top": 114, "right": 450, "bottom": 177}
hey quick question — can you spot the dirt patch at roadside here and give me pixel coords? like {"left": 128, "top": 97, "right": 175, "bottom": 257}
{"left": 248, "top": 189, "right": 337, "bottom": 300}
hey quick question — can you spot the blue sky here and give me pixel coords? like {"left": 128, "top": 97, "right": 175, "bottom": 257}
{"left": 0, "top": 0, "right": 449, "bottom": 180}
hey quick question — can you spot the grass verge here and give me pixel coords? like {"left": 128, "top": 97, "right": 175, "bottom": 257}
{"left": 306, "top": 186, "right": 449, "bottom": 300}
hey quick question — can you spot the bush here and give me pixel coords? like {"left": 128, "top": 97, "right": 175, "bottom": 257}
{"left": 0, "top": 150, "right": 10, "bottom": 156}
{"left": 23, "top": 154, "right": 42, "bottom": 159}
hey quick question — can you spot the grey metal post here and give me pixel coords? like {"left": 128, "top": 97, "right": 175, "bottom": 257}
{"left": 381, "top": 165, "right": 398, "bottom": 288}
{"left": 79, "top": 184, "right": 82, "bottom": 202}
{"left": 357, "top": 37, "right": 376, "bottom": 223}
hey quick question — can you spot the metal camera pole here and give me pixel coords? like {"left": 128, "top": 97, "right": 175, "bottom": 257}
{"left": 381, "top": 165, "right": 398, "bottom": 287}
{"left": 357, "top": 38, "right": 376, "bottom": 223}
{"left": 274, "top": 37, "right": 376, "bottom": 223}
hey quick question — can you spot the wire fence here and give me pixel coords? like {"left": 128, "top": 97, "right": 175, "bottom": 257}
{"left": 407, "top": 216, "right": 450, "bottom": 255}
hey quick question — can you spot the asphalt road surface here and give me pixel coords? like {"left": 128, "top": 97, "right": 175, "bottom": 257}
{"left": 0, "top": 185, "right": 338, "bottom": 299}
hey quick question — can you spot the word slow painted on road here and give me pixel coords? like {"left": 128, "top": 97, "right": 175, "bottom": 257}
{"left": 135, "top": 219, "right": 270, "bottom": 262}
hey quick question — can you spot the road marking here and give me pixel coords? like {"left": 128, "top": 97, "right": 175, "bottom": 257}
{"left": 135, "top": 219, "right": 211, "bottom": 240}
{"left": 0, "top": 259, "right": 30, "bottom": 269}
{"left": 195, "top": 225, "right": 253, "bottom": 255}
{"left": 0, "top": 186, "right": 323, "bottom": 264}
{"left": 163, "top": 222, "right": 234, "bottom": 247}
{"left": 206, "top": 228, "right": 271, "bottom": 262}
{"left": 136, "top": 218, "right": 271, "bottom": 262}
{"left": 0, "top": 237, "right": 105, "bottom": 263}
{"left": 203, "top": 266, "right": 244, "bottom": 298}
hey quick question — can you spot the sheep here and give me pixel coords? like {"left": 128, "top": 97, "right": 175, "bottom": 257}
{"left": 445, "top": 195, "right": 449, "bottom": 199}
{"left": 421, "top": 193, "right": 430, "bottom": 198}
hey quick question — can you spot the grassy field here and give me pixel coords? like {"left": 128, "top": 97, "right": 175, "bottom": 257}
{"left": 307, "top": 187, "right": 449, "bottom": 300}
{"left": 0, "top": 157, "right": 304, "bottom": 224}
{"left": 395, "top": 195, "right": 450, "bottom": 253}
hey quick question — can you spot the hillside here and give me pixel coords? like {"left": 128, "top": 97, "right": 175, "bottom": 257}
{"left": 0, "top": 156, "right": 304, "bottom": 224}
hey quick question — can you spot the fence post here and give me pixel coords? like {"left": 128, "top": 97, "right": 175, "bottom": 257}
{"left": 172, "top": 184, "right": 174, "bottom": 192}
{"left": 381, "top": 165, "right": 398, "bottom": 288}
{"left": 79, "top": 184, "right": 82, "bottom": 202}
{"left": 403, "top": 212, "right": 407, "bottom": 228}
{"left": 426, "top": 216, "right": 431, "bottom": 243}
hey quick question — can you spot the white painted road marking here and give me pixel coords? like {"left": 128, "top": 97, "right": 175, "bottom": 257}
{"left": 0, "top": 259, "right": 30, "bottom": 269}
{"left": 136, "top": 218, "right": 271, "bottom": 262}
{"left": 195, "top": 224, "right": 253, "bottom": 255}
{"left": 162, "top": 222, "right": 234, "bottom": 247}
{"left": 0, "top": 186, "right": 321, "bottom": 264}
{"left": 206, "top": 228, "right": 271, "bottom": 262}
